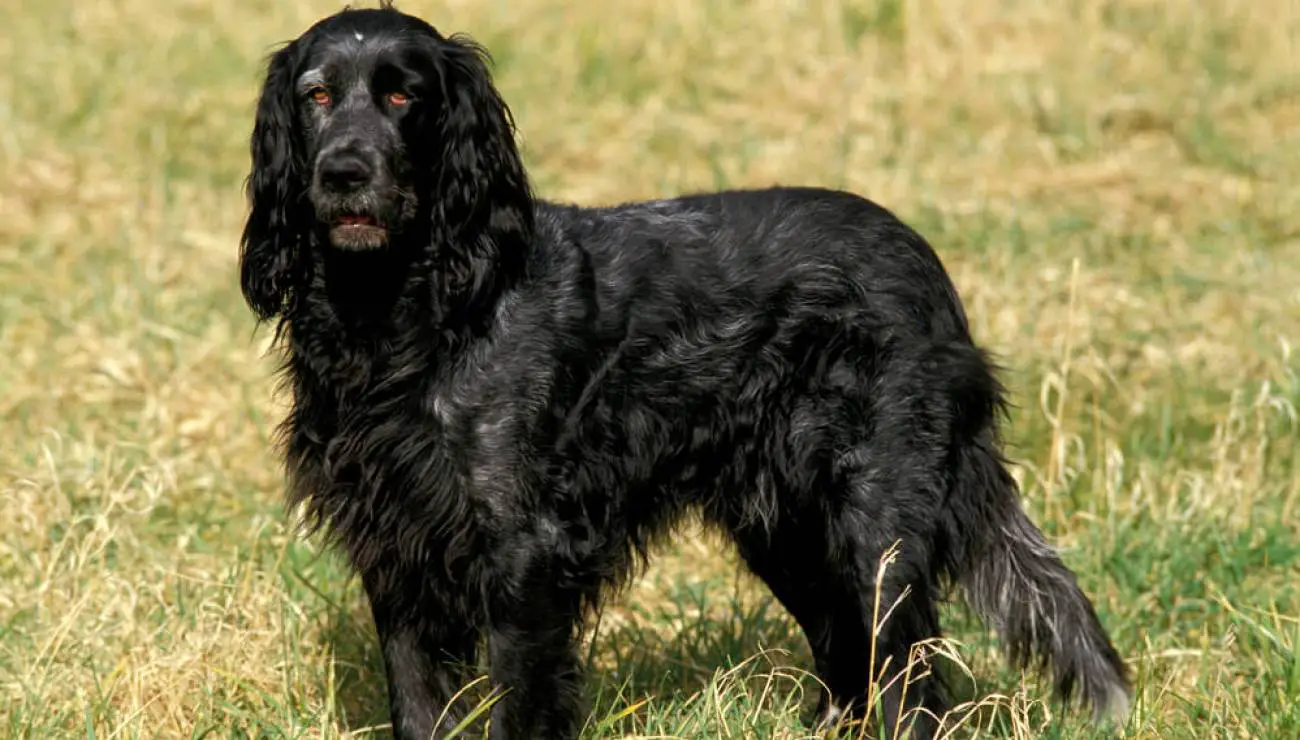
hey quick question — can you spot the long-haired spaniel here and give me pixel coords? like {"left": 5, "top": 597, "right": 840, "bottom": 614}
{"left": 238, "top": 4, "right": 1129, "bottom": 738}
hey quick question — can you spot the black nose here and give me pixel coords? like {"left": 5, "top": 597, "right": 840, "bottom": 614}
{"left": 319, "top": 153, "right": 374, "bottom": 192}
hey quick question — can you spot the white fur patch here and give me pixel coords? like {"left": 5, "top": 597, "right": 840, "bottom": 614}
{"left": 353, "top": 31, "right": 364, "bottom": 41}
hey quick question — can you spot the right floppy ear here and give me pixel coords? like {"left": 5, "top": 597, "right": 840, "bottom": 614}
{"left": 240, "top": 44, "right": 309, "bottom": 321}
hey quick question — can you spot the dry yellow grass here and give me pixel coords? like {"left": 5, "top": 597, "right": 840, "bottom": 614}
{"left": 1, "top": 0, "right": 1298, "bottom": 737}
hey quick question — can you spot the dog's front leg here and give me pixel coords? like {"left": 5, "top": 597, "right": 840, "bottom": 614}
{"left": 484, "top": 554, "right": 586, "bottom": 739}
{"left": 363, "top": 569, "right": 480, "bottom": 740}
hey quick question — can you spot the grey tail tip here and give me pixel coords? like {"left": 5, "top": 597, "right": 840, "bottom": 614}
{"left": 1091, "top": 677, "right": 1133, "bottom": 728}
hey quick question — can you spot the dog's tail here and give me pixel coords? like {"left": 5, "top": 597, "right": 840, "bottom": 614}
{"left": 935, "top": 342, "right": 1131, "bottom": 724}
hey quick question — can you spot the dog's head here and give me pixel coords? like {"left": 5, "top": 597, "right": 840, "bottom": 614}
{"left": 239, "top": 3, "right": 533, "bottom": 320}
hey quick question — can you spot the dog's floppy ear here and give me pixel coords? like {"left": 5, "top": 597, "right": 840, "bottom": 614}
{"left": 240, "top": 44, "right": 309, "bottom": 321}
{"left": 431, "top": 36, "right": 535, "bottom": 316}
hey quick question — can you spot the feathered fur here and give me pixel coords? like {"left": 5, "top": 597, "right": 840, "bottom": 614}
{"left": 239, "top": 5, "right": 1130, "bottom": 739}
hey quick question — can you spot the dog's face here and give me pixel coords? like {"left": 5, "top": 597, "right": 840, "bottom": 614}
{"left": 292, "top": 12, "right": 445, "bottom": 250}
{"left": 239, "top": 4, "right": 535, "bottom": 321}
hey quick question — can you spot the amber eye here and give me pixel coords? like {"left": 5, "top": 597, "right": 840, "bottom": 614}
{"left": 387, "top": 91, "right": 410, "bottom": 106}
{"left": 309, "top": 86, "right": 332, "bottom": 106}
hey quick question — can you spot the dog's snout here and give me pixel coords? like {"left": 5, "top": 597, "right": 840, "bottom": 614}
{"left": 319, "top": 151, "right": 375, "bottom": 193}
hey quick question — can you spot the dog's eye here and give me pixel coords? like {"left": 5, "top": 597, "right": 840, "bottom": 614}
{"left": 387, "top": 91, "right": 410, "bottom": 106}
{"left": 309, "top": 86, "right": 332, "bottom": 106}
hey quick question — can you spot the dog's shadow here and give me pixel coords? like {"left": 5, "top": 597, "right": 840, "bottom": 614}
{"left": 581, "top": 579, "right": 817, "bottom": 732}
{"left": 320, "top": 604, "right": 392, "bottom": 734}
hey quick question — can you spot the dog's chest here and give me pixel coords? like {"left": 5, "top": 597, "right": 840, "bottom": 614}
{"left": 287, "top": 380, "right": 486, "bottom": 561}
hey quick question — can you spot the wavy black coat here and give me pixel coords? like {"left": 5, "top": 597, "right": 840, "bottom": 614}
{"left": 238, "top": 6, "right": 1130, "bottom": 739}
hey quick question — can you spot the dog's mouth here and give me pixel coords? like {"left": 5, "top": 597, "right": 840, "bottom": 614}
{"left": 328, "top": 213, "right": 389, "bottom": 250}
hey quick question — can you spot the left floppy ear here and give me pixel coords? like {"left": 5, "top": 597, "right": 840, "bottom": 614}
{"left": 239, "top": 42, "right": 311, "bottom": 321}
{"left": 430, "top": 35, "right": 535, "bottom": 317}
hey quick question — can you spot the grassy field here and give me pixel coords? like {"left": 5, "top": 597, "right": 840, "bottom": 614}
{"left": 2, "top": 0, "right": 1298, "bottom": 737}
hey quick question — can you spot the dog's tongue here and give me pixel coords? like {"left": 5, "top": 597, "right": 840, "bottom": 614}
{"left": 338, "top": 215, "right": 377, "bottom": 226}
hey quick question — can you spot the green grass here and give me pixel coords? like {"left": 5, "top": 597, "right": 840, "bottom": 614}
{"left": 1, "top": 0, "right": 1298, "bottom": 737}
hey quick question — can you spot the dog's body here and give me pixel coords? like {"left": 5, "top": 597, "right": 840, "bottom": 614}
{"left": 239, "top": 5, "right": 1129, "bottom": 739}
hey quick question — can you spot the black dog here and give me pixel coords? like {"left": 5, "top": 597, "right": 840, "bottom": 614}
{"left": 238, "top": 4, "right": 1130, "bottom": 738}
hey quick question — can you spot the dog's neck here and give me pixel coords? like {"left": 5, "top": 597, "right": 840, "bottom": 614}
{"left": 314, "top": 241, "right": 421, "bottom": 328}
{"left": 282, "top": 224, "right": 526, "bottom": 390}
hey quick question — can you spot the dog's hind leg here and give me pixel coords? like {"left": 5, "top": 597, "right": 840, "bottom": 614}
{"left": 725, "top": 505, "right": 947, "bottom": 740}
